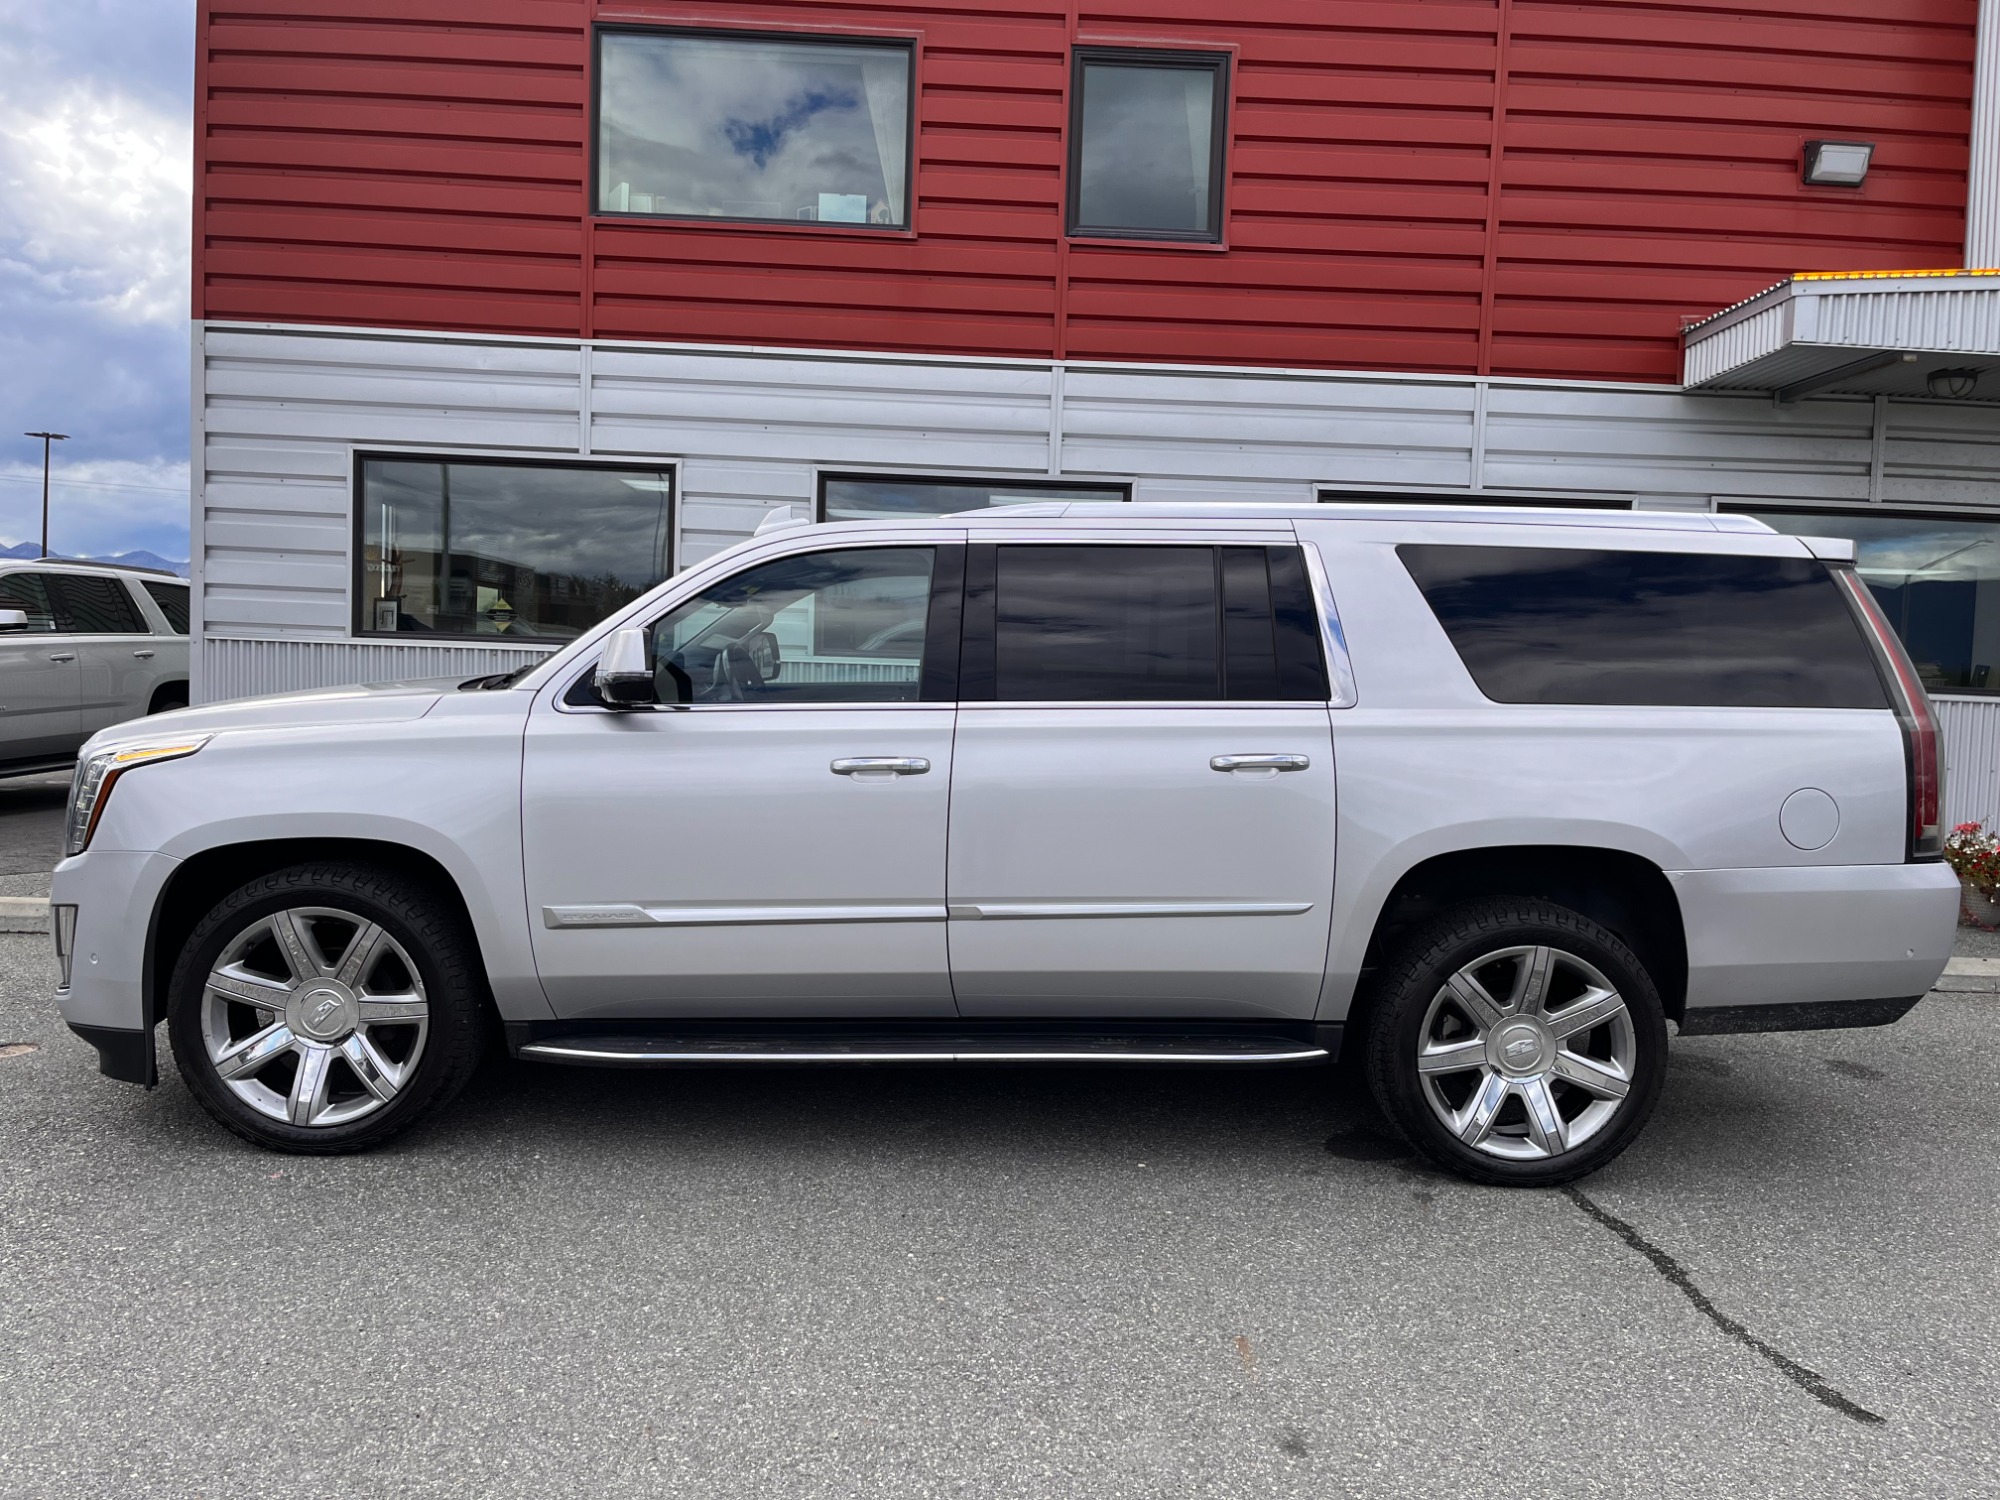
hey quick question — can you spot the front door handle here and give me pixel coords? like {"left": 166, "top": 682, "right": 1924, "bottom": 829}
{"left": 133, "top": 649, "right": 155, "bottom": 659}
{"left": 47, "top": 652, "right": 75, "bottom": 663}
{"left": 1211, "top": 754, "right": 1310, "bottom": 773}
{"left": 831, "top": 756, "right": 931, "bottom": 777}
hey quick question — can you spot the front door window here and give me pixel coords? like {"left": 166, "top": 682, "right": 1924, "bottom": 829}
{"left": 646, "top": 546, "right": 941, "bottom": 704}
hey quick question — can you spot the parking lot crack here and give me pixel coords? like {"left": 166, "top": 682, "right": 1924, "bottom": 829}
{"left": 1561, "top": 1186, "right": 1885, "bottom": 1426}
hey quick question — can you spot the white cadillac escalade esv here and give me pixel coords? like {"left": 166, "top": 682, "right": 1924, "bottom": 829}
{"left": 50, "top": 503, "right": 1959, "bottom": 1186}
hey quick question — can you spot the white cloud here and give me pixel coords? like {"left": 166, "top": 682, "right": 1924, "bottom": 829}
{"left": 0, "top": 455, "right": 188, "bottom": 561}
{"left": 0, "top": 83, "right": 190, "bottom": 326}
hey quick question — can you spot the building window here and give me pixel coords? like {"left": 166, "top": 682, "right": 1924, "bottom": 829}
{"left": 357, "top": 457, "right": 673, "bottom": 643}
{"left": 596, "top": 28, "right": 913, "bottom": 229}
{"left": 1733, "top": 508, "right": 2000, "bottom": 696}
{"left": 1068, "top": 49, "right": 1228, "bottom": 242}
{"left": 819, "top": 474, "right": 1129, "bottom": 522}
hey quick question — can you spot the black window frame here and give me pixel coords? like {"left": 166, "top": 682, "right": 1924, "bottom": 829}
{"left": 958, "top": 542, "right": 1327, "bottom": 704}
{"left": 1067, "top": 46, "right": 1230, "bottom": 245}
{"left": 352, "top": 451, "right": 677, "bottom": 646}
{"left": 592, "top": 24, "right": 919, "bottom": 233}
{"left": 816, "top": 471, "right": 1133, "bottom": 523}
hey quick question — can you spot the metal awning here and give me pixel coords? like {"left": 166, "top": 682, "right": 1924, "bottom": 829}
{"left": 1682, "top": 268, "right": 2000, "bottom": 403}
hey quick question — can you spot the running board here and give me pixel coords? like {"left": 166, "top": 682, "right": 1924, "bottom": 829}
{"left": 517, "top": 1030, "right": 1330, "bottom": 1067}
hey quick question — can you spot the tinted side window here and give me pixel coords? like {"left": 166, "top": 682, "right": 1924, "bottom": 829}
{"left": 987, "top": 545, "right": 1220, "bottom": 701}
{"left": 0, "top": 573, "right": 58, "bottom": 633}
{"left": 142, "top": 580, "right": 190, "bottom": 634}
{"left": 1221, "top": 546, "right": 1330, "bottom": 702}
{"left": 50, "top": 574, "right": 145, "bottom": 634}
{"left": 1399, "top": 544, "right": 1888, "bottom": 709}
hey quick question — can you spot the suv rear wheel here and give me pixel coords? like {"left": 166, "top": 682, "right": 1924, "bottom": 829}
{"left": 165, "top": 862, "right": 485, "bottom": 1153}
{"left": 1363, "top": 897, "right": 1667, "bottom": 1187}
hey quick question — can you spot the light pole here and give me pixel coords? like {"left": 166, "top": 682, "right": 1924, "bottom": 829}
{"left": 23, "top": 431, "right": 68, "bottom": 559}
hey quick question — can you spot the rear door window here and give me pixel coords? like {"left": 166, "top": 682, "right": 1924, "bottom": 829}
{"left": 141, "top": 580, "right": 190, "bottom": 634}
{"left": 963, "top": 544, "right": 1327, "bottom": 702}
{"left": 50, "top": 574, "right": 146, "bottom": 634}
{"left": 1399, "top": 544, "right": 1887, "bottom": 708}
{"left": 0, "top": 573, "right": 59, "bottom": 633}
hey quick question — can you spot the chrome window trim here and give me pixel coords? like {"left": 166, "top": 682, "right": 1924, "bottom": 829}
{"left": 1296, "top": 537, "right": 1358, "bottom": 708}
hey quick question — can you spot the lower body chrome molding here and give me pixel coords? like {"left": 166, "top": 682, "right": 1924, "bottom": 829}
{"left": 512, "top": 1024, "right": 1336, "bottom": 1067}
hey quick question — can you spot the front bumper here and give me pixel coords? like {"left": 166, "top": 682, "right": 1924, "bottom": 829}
{"left": 1670, "top": 860, "right": 1959, "bottom": 1029}
{"left": 50, "top": 848, "right": 182, "bottom": 1085}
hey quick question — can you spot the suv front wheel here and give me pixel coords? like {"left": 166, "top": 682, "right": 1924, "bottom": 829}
{"left": 1364, "top": 897, "right": 1668, "bottom": 1187}
{"left": 166, "top": 862, "right": 486, "bottom": 1153}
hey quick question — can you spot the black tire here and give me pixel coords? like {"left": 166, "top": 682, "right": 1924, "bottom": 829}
{"left": 1361, "top": 896, "right": 1668, "bottom": 1188}
{"left": 166, "top": 861, "right": 487, "bottom": 1154}
{"left": 148, "top": 688, "right": 188, "bottom": 714}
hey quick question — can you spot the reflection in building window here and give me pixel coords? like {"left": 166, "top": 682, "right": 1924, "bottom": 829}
{"left": 597, "top": 30, "right": 912, "bottom": 228}
{"left": 820, "top": 475, "right": 1128, "bottom": 522}
{"left": 1742, "top": 509, "right": 2000, "bottom": 694}
{"left": 359, "top": 459, "right": 673, "bottom": 642}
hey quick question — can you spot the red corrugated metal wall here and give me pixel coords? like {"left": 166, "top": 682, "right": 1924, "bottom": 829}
{"left": 196, "top": 0, "right": 1978, "bottom": 384}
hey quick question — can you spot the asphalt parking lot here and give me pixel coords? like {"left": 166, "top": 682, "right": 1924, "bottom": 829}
{"left": 3, "top": 799, "right": 1998, "bottom": 1497}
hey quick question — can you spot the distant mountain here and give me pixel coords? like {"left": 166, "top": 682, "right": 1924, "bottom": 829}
{"left": 0, "top": 542, "right": 188, "bottom": 576}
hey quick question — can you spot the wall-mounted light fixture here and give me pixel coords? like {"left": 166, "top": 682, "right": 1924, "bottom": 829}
{"left": 1802, "top": 140, "right": 1874, "bottom": 187}
{"left": 1928, "top": 368, "right": 1981, "bottom": 399}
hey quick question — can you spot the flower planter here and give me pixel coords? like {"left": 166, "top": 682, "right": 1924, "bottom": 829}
{"left": 1963, "top": 883, "right": 2000, "bottom": 928}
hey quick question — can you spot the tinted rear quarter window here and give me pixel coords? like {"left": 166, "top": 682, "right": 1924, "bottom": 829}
{"left": 141, "top": 580, "right": 190, "bottom": 634}
{"left": 1399, "top": 544, "right": 1887, "bottom": 709}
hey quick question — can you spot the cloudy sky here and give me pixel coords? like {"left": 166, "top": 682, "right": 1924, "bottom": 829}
{"left": 0, "top": 0, "right": 192, "bottom": 562}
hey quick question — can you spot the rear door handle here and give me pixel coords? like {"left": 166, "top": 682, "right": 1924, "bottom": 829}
{"left": 831, "top": 757, "right": 931, "bottom": 777}
{"left": 47, "top": 653, "right": 75, "bottom": 663}
{"left": 133, "top": 649, "right": 155, "bottom": 659}
{"left": 1211, "top": 754, "right": 1310, "bottom": 773}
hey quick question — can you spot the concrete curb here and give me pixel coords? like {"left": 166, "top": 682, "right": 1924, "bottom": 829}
{"left": 1935, "top": 955, "right": 2000, "bottom": 993}
{"left": 0, "top": 897, "right": 49, "bottom": 935}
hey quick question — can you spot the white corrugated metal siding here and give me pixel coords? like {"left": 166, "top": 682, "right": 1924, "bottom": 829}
{"left": 1803, "top": 284, "right": 2000, "bottom": 354}
{"left": 1939, "top": 696, "right": 2000, "bottom": 830}
{"left": 1968, "top": 0, "right": 2000, "bottom": 267}
{"left": 197, "top": 322, "right": 2000, "bottom": 701}
{"left": 1682, "top": 298, "right": 1792, "bottom": 387}
{"left": 203, "top": 637, "right": 554, "bottom": 702}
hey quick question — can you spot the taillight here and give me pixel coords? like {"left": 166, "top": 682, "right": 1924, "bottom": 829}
{"left": 1833, "top": 566, "right": 1942, "bottom": 860}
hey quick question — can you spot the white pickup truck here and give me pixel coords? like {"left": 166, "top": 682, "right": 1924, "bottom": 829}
{"left": 49, "top": 503, "right": 1957, "bottom": 1185}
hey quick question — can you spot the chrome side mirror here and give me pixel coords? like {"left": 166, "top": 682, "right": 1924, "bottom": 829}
{"left": 593, "top": 626, "right": 658, "bottom": 708}
{"left": 0, "top": 609, "right": 26, "bottom": 632}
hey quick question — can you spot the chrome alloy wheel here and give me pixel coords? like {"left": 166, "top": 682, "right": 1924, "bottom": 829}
{"left": 1414, "top": 944, "right": 1636, "bottom": 1162}
{"left": 197, "top": 907, "right": 430, "bottom": 1129}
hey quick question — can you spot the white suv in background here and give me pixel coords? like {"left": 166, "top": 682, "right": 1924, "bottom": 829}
{"left": 0, "top": 560, "right": 190, "bottom": 778}
{"left": 47, "top": 504, "right": 1957, "bottom": 1185}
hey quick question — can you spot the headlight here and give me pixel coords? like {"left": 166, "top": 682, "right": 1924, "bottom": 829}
{"left": 65, "top": 736, "right": 210, "bottom": 856}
